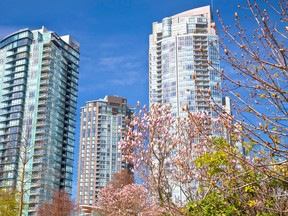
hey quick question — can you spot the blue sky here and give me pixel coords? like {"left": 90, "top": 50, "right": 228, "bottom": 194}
{"left": 0, "top": 0, "right": 246, "bottom": 106}
{"left": 0, "top": 0, "right": 260, "bottom": 198}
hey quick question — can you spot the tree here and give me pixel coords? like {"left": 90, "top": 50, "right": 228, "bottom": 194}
{"left": 121, "top": 103, "right": 218, "bottom": 214}
{"left": 186, "top": 137, "right": 288, "bottom": 215}
{"left": 210, "top": 0, "right": 287, "bottom": 161}
{"left": 0, "top": 189, "right": 18, "bottom": 216}
{"left": 17, "top": 120, "right": 34, "bottom": 216}
{"left": 122, "top": 0, "right": 287, "bottom": 214}
{"left": 0, "top": 115, "right": 34, "bottom": 216}
{"left": 37, "top": 190, "right": 75, "bottom": 216}
{"left": 88, "top": 170, "right": 163, "bottom": 216}
{"left": 97, "top": 183, "right": 163, "bottom": 216}
{"left": 205, "top": 0, "right": 288, "bottom": 213}
{"left": 108, "top": 169, "right": 134, "bottom": 189}
{"left": 122, "top": 103, "right": 288, "bottom": 215}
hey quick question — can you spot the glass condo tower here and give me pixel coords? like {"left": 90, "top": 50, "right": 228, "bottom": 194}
{"left": 149, "top": 5, "right": 221, "bottom": 117}
{"left": 149, "top": 5, "right": 222, "bottom": 203}
{"left": 76, "top": 96, "right": 132, "bottom": 209}
{"left": 0, "top": 27, "right": 79, "bottom": 215}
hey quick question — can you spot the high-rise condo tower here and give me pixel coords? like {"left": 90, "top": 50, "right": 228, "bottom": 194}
{"left": 0, "top": 27, "right": 79, "bottom": 215}
{"left": 76, "top": 96, "right": 132, "bottom": 208}
{"left": 149, "top": 6, "right": 221, "bottom": 117}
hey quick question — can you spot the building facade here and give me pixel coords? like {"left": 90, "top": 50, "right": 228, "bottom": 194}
{"left": 149, "top": 6, "right": 222, "bottom": 203}
{"left": 76, "top": 96, "right": 132, "bottom": 208}
{"left": 0, "top": 27, "right": 79, "bottom": 215}
{"left": 149, "top": 5, "right": 221, "bottom": 117}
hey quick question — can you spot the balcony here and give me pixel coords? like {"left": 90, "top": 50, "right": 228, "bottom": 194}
{"left": 196, "top": 90, "right": 210, "bottom": 98}
{"left": 4, "top": 63, "right": 14, "bottom": 70}
{"left": 195, "top": 71, "right": 209, "bottom": 75}
{"left": 41, "top": 60, "right": 50, "bottom": 66}
{"left": 36, "top": 121, "right": 46, "bottom": 128}
{"left": 38, "top": 100, "right": 47, "bottom": 107}
{"left": 1, "top": 96, "right": 12, "bottom": 103}
{"left": 40, "top": 80, "right": 49, "bottom": 86}
{"left": 39, "top": 87, "right": 48, "bottom": 93}
{"left": 29, "top": 189, "right": 40, "bottom": 196}
{"left": 32, "top": 174, "right": 43, "bottom": 179}
{"left": 35, "top": 128, "right": 45, "bottom": 135}
{"left": 3, "top": 70, "right": 14, "bottom": 76}
{"left": 32, "top": 165, "right": 43, "bottom": 172}
{"left": 193, "top": 36, "right": 207, "bottom": 41}
{"left": 39, "top": 94, "right": 48, "bottom": 101}
{"left": 40, "top": 73, "right": 49, "bottom": 79}
{"left": 195, "top": 76, "right": 209, "bottom": 81}
{"left": 196, "top": 102, "right": 208, "bottom": 107}
{"left": 37, "top": 107, "right": 48, "bottom": 113}
{"left": 33, "top": 143, "right": 45, "bottom": 149}
{"left": 42, "top": 47, "right": 51, "bottom": 53}
{"left": 196, "top": 95, "right": 210, "bottom": 100}
{"left": 42, "top": 53, "right": 51, "bottom": 60}
{"left": 194, "top": 52, "right": 207, "bottom": 57}
{"left": 28, "top": 206, "right": 36, "bottom": 213}
{"left": 193, "top": 46, "right": 207, "bottom": 52}
{"left": 194, "top": 67, "right": 208, "bottom": 71}
{"left": 3, "top": 76, "right": 19, "bottom": 84}
{"left": 0, "top": 115, "right": 21, "bottom": 123}
{"left": 36, "top": 114, "right": 46, "bottom": 121}
{"left": 29, "top": 197, "right": 40, "bottom": 203}
{"left": 195, "top": 81, "right": 209, "bottom": 85}
{"left": 35, "top": 136, "right": 47, "bottom": 142}
{"left": 30, "top": 180, "right": 42, "bottom": 188}
{"left": 41, "top": 66, "right": 50, "bottom": 72}
{"left": 6, "top": 51, "right": 16, "bottom": 57}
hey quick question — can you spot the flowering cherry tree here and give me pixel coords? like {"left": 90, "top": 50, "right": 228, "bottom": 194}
{"left": 37, "top": 190, "right": 74, "bottom": 216}
{"left": 121, "top": 0, "right": 288, "bottom": 214}
{"left": 97, "top": 183, "right": 163, "bottom": 216}
{"left": 121, "top": 103, "right": 220, "bottom": 213}
{"left": 121, "top": 103, "right": 288, "bottom": 214}
{"left": 108, "top": 169, "right": 134, "bottom": 189}
{"left": 205, "top": 1, "right": 288, "bottom": 213}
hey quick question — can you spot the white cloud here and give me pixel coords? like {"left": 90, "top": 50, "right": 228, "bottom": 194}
{"left": 98, "top": 55, "right": 141, "bottom": 69}
{"left": 98, "top": 56, "right": 127, "bottom": 66}
{"left": 79, "top": 69, "right": 146, "bottom": 93}
{"left": 109, "top": 71, "right": 143, "bottom": 86}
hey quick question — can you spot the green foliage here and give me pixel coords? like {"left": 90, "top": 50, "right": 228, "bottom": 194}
{"left": 0, "top": 189, "right": 18, "bottom": 216}
{"left": 185, "top": 191, "right": 241, "bottom": 216}
{"left": 186, "top": 138, "right": 244, "bottom": 215}
{"left": 194, "top": 138, "right": 231, "bottom": 177}
{"left": 184, "top": 138, "right": 288, "bottom": 216}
